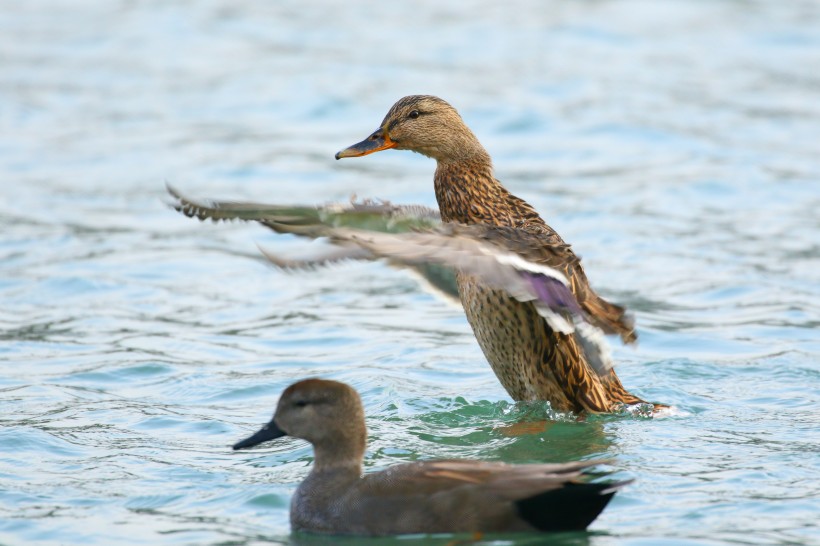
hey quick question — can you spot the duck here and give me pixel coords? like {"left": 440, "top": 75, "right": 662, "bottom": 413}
{"left": 168, "top": 95, "right": 665, "bottom": 414}
{"left": 232, "top": 378, "right": 628, "bottom": 536}
{"left": 333, "top": 95, "right": 661, "bottom": 413}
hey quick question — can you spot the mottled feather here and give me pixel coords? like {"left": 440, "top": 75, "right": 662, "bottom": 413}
{"left": 334, "top": 95, "right": 661, "bottom": 412}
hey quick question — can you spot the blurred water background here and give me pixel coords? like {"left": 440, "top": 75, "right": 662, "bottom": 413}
{"left": 1, "top": 1, "right": 819, "bottom": 544}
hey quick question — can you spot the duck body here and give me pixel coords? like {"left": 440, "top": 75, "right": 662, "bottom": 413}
{"left": 337, "top": 95, "right": 655, "bottom": 413}
{"left": 233, "top": 379, "right": 625, "bottom": 536}
{"left": 437, "top": 160, "right": 644, "bottom": 410}
{"left": 436, "top": 159, "right": 577, "bottom": 405}
{"left": 289, "top": 460, "right": 617, "bottom": 535}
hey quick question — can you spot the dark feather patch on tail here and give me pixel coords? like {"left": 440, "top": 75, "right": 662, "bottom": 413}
{"left": 514, "top": 481, "right": 625, "bottom": 531}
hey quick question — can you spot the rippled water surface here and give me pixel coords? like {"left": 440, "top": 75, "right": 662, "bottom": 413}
{"left": 2, "top": 1, "right": 819, "bottom": 545}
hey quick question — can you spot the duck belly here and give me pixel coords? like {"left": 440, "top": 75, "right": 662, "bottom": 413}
{"left": 456, "top": 273, "right": 582, "bottom": 410}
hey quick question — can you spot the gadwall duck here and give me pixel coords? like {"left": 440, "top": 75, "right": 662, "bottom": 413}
{"left": 233, "top": 378, "right": 628, "bottom": 536}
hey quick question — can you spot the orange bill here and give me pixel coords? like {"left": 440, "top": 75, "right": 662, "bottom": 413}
{"left": 335, "top": 127, "right": 397, "bottom": 159}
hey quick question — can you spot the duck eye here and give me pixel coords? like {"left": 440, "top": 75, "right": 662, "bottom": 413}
{"left": 408, "top": 110, "right": 420, "bottom": 119}
{"left": 294, "top": 400, "right": 309, "bottom": 408}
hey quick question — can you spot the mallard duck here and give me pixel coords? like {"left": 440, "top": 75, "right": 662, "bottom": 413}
{"left": 333, "top": 95, "right": 661, "bottom": 413}
{"left": 233, "top": 378, "right": 628, "bottom": 535}
{"left": 169, "top": 96, "right": 664, "bottom": 413}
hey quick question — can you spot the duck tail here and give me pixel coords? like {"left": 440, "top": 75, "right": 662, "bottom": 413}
{"left": 514, "top": 480, "right": 629, "bottom": 531}
{"left": 582, "top": 295, "right": 638, "bottom": 345}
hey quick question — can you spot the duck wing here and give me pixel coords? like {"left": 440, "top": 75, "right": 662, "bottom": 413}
{"left": 349, "top": 459, "right": 626, "bottom": 533}
{"left": 167, "top": 185, "right": 459, "bottom": 299}
{"left": 259, "top": 223, "right": 617, "bottom": 376}
{"left": 167, "top": 184, "right": 441, "bottom": 233}
{"left": 385, "top": 459, "right": 604, "bottom": 497}
{"left": 515, "top": 222, "right": 637, "bottom": 345}
{"left": 168, "top": 187, "right": 632, "bottom": 374}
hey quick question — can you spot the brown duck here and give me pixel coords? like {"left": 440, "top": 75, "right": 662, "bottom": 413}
{"left": 334, "top": 95, "right": 661, "bottom": 413}
{"left": 233, "top": 378, "right": 627, "bottom": 535}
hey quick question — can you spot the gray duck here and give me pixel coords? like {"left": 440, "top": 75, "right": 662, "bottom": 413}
{"left": 233, "top": 378, "right": 627, "bottom": 535}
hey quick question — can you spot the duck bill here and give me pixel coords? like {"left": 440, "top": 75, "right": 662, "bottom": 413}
{"left": 233, "top": 420, "right": 287, "bottom": 450}
{"left": 335, "top": 128, "right": 397, "bottom": 159}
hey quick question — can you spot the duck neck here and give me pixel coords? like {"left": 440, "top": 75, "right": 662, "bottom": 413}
{"left": 309, "top": 429, "right": 366, "bottom": 476}
{"left": 434, "top": 157, "right": 516, "bottom": 226}
{"left": 422, "top": 120, "right": 492, "bottom": 165}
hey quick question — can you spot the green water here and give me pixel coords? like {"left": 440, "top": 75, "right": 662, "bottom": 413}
{"left": 1, "top": 1, "right": 819, "bottom": 545}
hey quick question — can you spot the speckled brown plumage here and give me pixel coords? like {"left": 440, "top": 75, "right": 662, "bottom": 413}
{"left": 337, "top": 95, "right": 662, "bottom": 413}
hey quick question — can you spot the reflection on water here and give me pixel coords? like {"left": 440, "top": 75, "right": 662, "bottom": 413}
{"left": 291, "top": 530, "right": 595, "bottom": 546}
{"left": 1, "top": 0, "right": 819, "bottom": 545}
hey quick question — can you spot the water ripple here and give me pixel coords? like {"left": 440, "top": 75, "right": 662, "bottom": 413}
{"left": 2, "top": 1, "right": 819, "bottom": 545}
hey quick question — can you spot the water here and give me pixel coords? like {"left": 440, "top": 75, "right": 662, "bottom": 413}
{"left": 1, "top": 1, "right": 819, "bottom": 544}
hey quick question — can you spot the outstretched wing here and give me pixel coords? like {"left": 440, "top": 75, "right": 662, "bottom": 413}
{"left": 259, "top": 223, "right": 618, "bottom": 375}
{"left": 167, "top": 185, "right": 458, "bottom": 299}
{"left": 168, "top": 187, "right": 635, "bottom": 373}
{"left": 168, "top": 184, "right": 441, "bottom": 233}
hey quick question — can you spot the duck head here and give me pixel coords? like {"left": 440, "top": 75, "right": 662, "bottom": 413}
{"left": 335, "top": 95, "right": 489, "bottom": 163}
{"left": 233, "top": 379, "right": 367, "bottom": 469}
